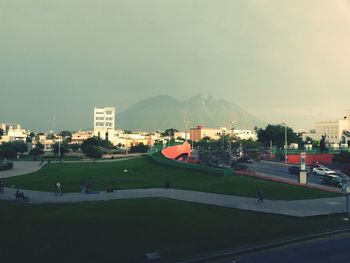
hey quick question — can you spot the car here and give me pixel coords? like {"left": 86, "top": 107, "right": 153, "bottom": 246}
{"left": 320, "top": 174, "right": 343, "bottom": 187}
{"left": 288, "top": 165, "right": 301, "bottom": 175}
{"left": 313, "top": 167, "right": 336, "bottom": 176}
{"left": 309, "top": 164, "right": 326, "bottom": 173}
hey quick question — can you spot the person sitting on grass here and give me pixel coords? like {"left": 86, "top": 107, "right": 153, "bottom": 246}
{"left": 15, "top": 190, "right": 29, "bottom": 200}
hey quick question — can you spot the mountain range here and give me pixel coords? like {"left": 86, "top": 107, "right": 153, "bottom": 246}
{"left": 116, "top": 95, "right": 265, "bottom": 131}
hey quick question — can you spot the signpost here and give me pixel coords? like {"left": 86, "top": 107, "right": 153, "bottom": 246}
{"left": 342, "top": 178, "right": 350, "bottom": 220}
{"left": 299, "top": 151, "right": 307, "bottom": 184}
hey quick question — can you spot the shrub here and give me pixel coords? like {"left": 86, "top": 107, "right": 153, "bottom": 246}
{"left": 0, "top": 161, "right": 13, "bottom": 171}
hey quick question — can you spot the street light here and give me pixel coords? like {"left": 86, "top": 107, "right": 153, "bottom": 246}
{"left": 229, "top": 121, "right": 234, "bottom": 167}
{"left": 282, "top": 122, "right": 287, "bottom": 165}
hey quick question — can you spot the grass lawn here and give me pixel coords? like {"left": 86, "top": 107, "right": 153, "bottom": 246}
{"left": 0, "top": 198, "right": 348, "bottom": 263}
{"left": 4, "top": 156, "right": 339, "bottom": 200}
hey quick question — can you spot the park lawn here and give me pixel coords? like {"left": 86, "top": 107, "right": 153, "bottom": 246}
{"left": 0, "top": 198, "right": 348, "bottom": 263}
{"left": 5, "top": 156, "right": 339, "bottom": 200}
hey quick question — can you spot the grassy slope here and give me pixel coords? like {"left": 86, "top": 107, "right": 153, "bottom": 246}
{"left": 5, "top": 156, "right": 339, "bottom": 200}
{"left": 0, "top": 199, "right": 348, "bottom": 263}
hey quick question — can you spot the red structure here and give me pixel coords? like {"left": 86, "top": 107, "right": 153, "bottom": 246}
{"left": 287, "top": 153, "right": 334, "bottom": 165}
{"left": 161, "top": 143, "right": 191, "bottom": 160}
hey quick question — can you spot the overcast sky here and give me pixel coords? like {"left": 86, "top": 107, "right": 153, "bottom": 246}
{"left": 1, "top": 0, "right": 350, "bottom": 132}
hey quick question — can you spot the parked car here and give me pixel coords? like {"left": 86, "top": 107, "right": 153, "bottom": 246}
{"left": 288, "top": 165, "right": 301, "bottom": 175}
{"left": 313, "top": 167, "right": 336, "bottom": 176}
{"left": 320, "top": 174, "right": 343, "bottom": 187}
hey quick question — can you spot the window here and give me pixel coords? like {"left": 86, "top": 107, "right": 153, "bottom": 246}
{"left": 106, "top": 110, "right": 113, "bottom": 115}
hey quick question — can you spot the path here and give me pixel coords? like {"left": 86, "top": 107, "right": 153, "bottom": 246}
{"left": 0, "top": 161, "right": 42, "bottom": 178}
{"left": 0, "top": 187, "right": 346, "bottom": 217}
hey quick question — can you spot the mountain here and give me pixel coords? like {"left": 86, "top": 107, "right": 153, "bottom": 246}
{"left": 116, "top": 95, "right": 265, "bottom": 131}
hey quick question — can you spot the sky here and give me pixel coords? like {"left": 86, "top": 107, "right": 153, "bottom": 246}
{"left": 1, "top": 0, "right": 350, "bottom": 132}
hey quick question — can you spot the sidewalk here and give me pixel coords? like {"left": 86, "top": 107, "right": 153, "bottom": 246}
{"left": 0, "top": 187, "right": 346, "bottom": 217}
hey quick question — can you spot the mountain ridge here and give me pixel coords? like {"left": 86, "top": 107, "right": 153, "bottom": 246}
{"left": 116, "top": 95, "right": 265, "bottom": 131}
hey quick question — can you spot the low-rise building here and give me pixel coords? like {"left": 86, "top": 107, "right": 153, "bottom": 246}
{"left": 189, "top": 125, "right": 257, "bottom": 142}
{"left": 303, "top": 111, "right": 350, "bottom": 145}
{"left": 71, "top": 131, "right": 94, "bottom": 144}
{"left": 0, "top": 123, "right": 28, "bottom": 143}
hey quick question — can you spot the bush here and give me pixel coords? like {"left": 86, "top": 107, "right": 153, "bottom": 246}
{"left": 0, "top": 161, "right": 13, "bottom": 171}
{"left": 333, "top": 151, "right": 350, "bottom": 163}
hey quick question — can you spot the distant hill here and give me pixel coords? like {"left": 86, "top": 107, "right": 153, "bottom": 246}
{"left": 116, "top": 95, "right": 265, "bottom": 131}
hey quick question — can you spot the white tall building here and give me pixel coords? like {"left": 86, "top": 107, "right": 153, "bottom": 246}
{"left": 93, "top": 107, "right": 116, "bottom": 141}
{"left": 303, "top": 111, "right": 350, "bottom": 145}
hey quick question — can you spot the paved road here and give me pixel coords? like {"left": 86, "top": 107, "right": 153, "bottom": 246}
{"left": 0, "top": 161, "right": 42, "bottom": 178}
{"left": 0, "top": 187, "right": 347, "bottom": 217}
{"left": 251, "top": 161, "right": 342, "bottom": 190}
{"left": 219, "top": 233, "right": 350, "bottom": 263}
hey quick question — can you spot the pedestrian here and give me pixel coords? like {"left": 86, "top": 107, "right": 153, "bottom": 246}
{"left": 257, "top": 188, "right": 263, "bottom": 204}
{"left": 0, "top": 178, "right": 5, "bottom": 193}
{"left": 55, "top": 180, "right": 62, "bottom": 196}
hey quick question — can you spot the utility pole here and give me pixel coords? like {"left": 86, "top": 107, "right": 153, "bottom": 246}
{"left": 184, "top": 114, "right": 189, "bottom": 142}
{"left": 283, "top": 122, "right": 288, "bottom": 165}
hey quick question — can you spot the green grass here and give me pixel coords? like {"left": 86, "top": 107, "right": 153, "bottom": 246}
{"left": 5, "top": 156, "right": 339, "bottom": 200}
{"left": 0, "top": 199, "right": 348, "bottom": 263}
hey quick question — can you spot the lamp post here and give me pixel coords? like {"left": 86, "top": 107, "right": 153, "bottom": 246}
{"left": 282, "top": 122, "right": 288, "bottom": 165}
{"left": 229, "top": 121, "right": 234, "bottom": 167}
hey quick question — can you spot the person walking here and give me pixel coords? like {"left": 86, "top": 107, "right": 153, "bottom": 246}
{"left": 55, "top": 180, "right": 62, "bottom": 196}
{"left": 257, "top": 188, "right": 263, "bottom": 204}
{"left": 0, "top": 178, "right": 5, "bottom": 193}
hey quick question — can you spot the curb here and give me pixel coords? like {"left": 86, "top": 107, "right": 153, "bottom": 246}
{"left": 179, "top": 227, "right": 350, "bottom": 263}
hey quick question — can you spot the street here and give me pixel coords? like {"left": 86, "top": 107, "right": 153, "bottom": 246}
{"left": 249, "top": 160, "right": 344, "bottom": 190}
{"left": 218, "top": 233, "right": 350, "bottom": 263}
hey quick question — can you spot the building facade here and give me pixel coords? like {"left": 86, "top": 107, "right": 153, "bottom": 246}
{"left": 0, "top": 123, "right": 28, "bottom": 143}
{"left": 93, "top": 107, "right": 116, "bottom": 141}
{"left": 303, "top": 111, "right": 350, "bottom": 145}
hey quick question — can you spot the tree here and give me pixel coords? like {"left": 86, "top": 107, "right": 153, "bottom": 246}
{"left": 161, "top": 128, "right": 179, "bottom": 137}
{"left": 333, "top": 151, "right": 350, "bottom": 163}
{"left": 0, "top": 143, "right": 17, "bottom": 159}
{"left": 11, "top": 141, "right": 28, "bottom": 154}
{"left": 81, "top": 137, "right": 113, "bottom": 160}
{"left": 59, "top": 131, "right": 72, "bottom": 143}
{"left": 36, "top": 142, "right": 45, "bottom": 150}
{"left": 59, "top": 131, "right": 72, "bottom": 138}
{"left": 84, "top": 145, "right": 105, "bottom": 161}
{"left": 70, "top": 144, "right": 80, "bottom": 152}
{"left": 257, "top": 124, "right": 301, "bottom": 148}
{"left": 81, "top": 137, "right": 113, "bottom": 152}
{"left": 29, "top": 147, "right": 44, "bottom": 159}
{"left": 52, "top": 142, "right": 69, "bottom": 157}
{"left": 319, "top": 135, "right": 327, "bottom": 151}
{"left": 123, "top": 130, "right": 132, "bottom": 134}
{"left": 130, "top": 143, "right": 149, "bottom": 153}
{"left": 0, "top": 128, "right": 4, "bottom": 139}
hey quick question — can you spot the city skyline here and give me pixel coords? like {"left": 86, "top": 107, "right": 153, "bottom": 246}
{"left": 1, "top": 1, "right": 350, "bottom": 131}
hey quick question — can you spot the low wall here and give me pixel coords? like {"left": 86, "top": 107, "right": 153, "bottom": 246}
{"left": 287, "top": 153, "right": 334, "bottom": 165}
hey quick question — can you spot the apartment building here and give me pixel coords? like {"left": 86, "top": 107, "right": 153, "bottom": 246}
{"left": 303, "top": 111, "right": 350, "bottom": 145}
{"left": 93, "top": 107, "right": 115, "bottom": 141}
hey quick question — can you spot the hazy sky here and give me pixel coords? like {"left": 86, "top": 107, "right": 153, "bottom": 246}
{"left": 1, "top": 0, "right": 350, "bottom": 131}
